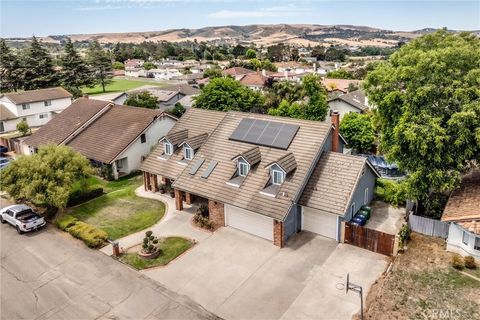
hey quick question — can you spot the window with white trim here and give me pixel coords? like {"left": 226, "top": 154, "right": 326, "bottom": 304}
{"left": 272, "top": 169, "right": 285, "bottom": 185}
{"left": 475, "top": 237, "right": 480, "bottom": 251}
{"left": 39, "top": 113, "right": 48, "bottom": 119}
{"left": 44, "top": 100, "right": 52, "bottom": 107}
{"left": 164, "top": 142, "right": 173, "bottom": 155}
{"left": 22, "top": 103, "right": 30, "bottom": 110}
{"left": 462, "top": 231, "right": 469, "bottom": 245}
{"left": 184, "top": 146, "right": 193, "bottom": 160}
{"left": 238, "top": 161, "right": 249, "bottom": 176}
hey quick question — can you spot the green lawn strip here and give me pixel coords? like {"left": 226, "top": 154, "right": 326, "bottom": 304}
{"left": 82, "top": 79, "right": 169, "bottom": 95}
{"left": 69, "top": 184, "right": 165, "bottom": 240}
{"left": 119, "top": 237, "right": 194, "bottom": 270}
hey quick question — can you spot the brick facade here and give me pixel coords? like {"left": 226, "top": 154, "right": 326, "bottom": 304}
{"left": 185, "top": 192, "right": 193, "bottom": 205}
{"left": 208, "top": 200, "right": 225, "bottom": 229}
{"left": 273, "top": 220, "right": 284, "bottom": 248}
{"left": 174, "top": 189, "right": 183, "bottom": 211}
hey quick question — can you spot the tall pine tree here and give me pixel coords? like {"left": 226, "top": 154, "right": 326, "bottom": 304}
{"left": 0, "top": 39, "right": 23, "bottom": 92}
{"left": 22, "top": 36, "right": 58, "bottom": 90}
{"left": 86, "top": 40, "right": 112, "bottom": 93}
{"left": 60, "top": 38, "right": 94, "bottom": 97}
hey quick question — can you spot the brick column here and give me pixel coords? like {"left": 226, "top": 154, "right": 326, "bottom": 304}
{"left": 208, "top": 200, "right": 225, "bottom": 229}
{"left": 273, "top": 220, "right": 284, "bottom": 248}
{"left": 174, "top": 189, "right": 183, "bottom": 211}
{"left": 152, "top": 175, "right": 159, "bottom": 192}
{"left": 145, "top": 172, "right": 151, "bottom": 191}
{"left": 143, "top": 172, "right": 148, "bottom": 191}
{"left": 185, "top": 192, "right": 193, "bottom": 205}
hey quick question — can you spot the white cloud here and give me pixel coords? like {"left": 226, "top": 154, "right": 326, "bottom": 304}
{"left": 208, "top": 4, "right": 308, "bottom": 19}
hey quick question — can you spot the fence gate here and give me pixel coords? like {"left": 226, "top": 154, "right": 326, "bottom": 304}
{"left": 344, "top": 222, "right": 396, "bottom": 256}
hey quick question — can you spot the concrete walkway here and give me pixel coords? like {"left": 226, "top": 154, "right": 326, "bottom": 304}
{"left": 100, "top": 186, "right": 213, "bottom": 255}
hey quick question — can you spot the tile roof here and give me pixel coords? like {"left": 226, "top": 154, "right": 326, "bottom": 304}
{"left": 0, "top": 104, "right": 17, "bottom": 121}
{"left": 2, "top": 87, "right": 72, "bottom": 105}
{"left": 162, "top": 84, "right": 200, "bottom": 96}
{"left": 266, "top": 152, "right": 297, "bottom": 175}
{"left": 24, "top": 98, "right": 111, "bottom": 148}
{"left": 66, "top": 104, "right": 164, "bottom": 164}
{"left": 232, "top": 146, "right": 262, "bottom": 166}
{"left": 458, "top": 220, "right": 480, "bottom": 235}
{"left": 322, "top": 79, "right": 362, "bottom": 93}
{"left": 222, "top": 67, "right": 256, "bottom": 76}
{"left": 239, "top": 72, "right": 268, "bottom": 87}
{"left": 442, "top": 170, "right": 480, "bottom": 222}
{"left": 140, "top": 108, "right": 227, "bottom": 180}
{"left": 92, "top": 92, "right": 127, "bottom": 102}
{"left": 329, "top": 90, "right": 368, "bottom": 111}
{"left": 299, "top": 152, "right": 372, "bottom": 216}
{"left": 182, "top": 133, "right": 209, "bottom": 150}
{"left": 165, "top": 129, "right": 189, "bottom": 146}
{"left": 172, "top": 111, "right": 332, "bottom": 221}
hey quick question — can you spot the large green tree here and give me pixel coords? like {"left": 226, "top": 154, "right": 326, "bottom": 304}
{"left": 364, "top": 30, "right": 480, "bottom": 204}
{"left": 1, "top": 144, "right": 93, "bottom": 210}
{"left": 22, "top": 36, "right": 58, "bottom": 90}
{"left": 124, "top": 91, "right": 159, "bottom": 109}
{"left": 0, "top": 39, "right": 23, "bottom": 92}
{"left": 339, "top": 113, "right": 375, "bottom": 153}
{"left": 59, "top": 38, "right": 94, "bottom": 96}
{"left": 193, "top": 77, "right": 265, "bottom": 112}
{"left": 86, "top": 40, "right": 112, "bottom": 93}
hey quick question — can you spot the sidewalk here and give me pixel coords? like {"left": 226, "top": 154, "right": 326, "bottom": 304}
{"left": 100, "top": 186, "right": 213, "bottom": 255}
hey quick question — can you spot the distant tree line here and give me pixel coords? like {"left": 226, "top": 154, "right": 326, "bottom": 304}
{"left": 0, "top": 37, "right": 112, "bottom": 96}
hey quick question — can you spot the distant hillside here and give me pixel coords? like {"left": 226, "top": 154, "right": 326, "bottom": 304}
{"left": 6, "top": 24, "right": 479, "bottom": 47}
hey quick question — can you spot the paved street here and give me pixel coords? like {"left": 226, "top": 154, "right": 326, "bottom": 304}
{"left": 0, "top": 216, "right": 218, "bottom": 320}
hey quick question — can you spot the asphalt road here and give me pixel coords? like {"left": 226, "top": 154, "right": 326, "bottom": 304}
{"left": 0, "top": 202, "right": 219, "bottom": 320}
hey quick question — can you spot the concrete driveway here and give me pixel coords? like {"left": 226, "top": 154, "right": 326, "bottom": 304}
{"left": 143, "top": 227, "right": 388, "bottom": 320}
{"left": 0, "top": 222, "right": 217, "bottom": 320}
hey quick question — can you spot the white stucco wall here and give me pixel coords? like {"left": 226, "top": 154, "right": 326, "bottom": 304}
{"left": 446, "top": 223, "right": 480, "bottom": 260}
{"left": 328, "top": 100, "right": 362, "bottom": 120}
{"left": 114, "top": 115, "right": 176, "bottom": 174}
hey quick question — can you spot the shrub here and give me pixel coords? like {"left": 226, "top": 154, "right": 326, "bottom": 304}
{"left": 375, "top": 178, "right": 407, "bottom": 207}
{"left": 464, "top": 256, "right": 477, "bottom": 269}
{"left": 55, "top": 215, "right": 78, "bottom": 230}
{"left": 193, "top": 212, "right": 214, "bottom": 231}
{"left": 197, "top": 203, "right": 209, "bottom": 218}
{"left": 451, "top": 254, "right": 464, "bottom": 270}
{"left": 66, "top": 221, "right": 108, "bottom": 248}
{"left": 142, "top": 230, "right": 159, "bottom": 253}
{"left": 67, "top": 188, "right": 104, "bottom": 207}
{"left": 398, "top": 223, "right": 410, "bottom": 245}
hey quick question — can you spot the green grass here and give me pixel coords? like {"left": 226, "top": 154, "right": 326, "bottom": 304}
{"left": 82, "top": 79, "right": 169, "bottom": 95}
{"left": 70, "top": 172, "right": 142, "bottom": 197}
{"left": 119, "top": 237, "right": 194, "bottom": 270}
{"left": 68, "top": 177, "right": 164, "bottom": 240}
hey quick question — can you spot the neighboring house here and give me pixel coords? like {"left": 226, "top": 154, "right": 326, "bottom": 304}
{"left": 222, "top": 67, "right": 256, "bottom": 80}
{"left": 141, "top": 109, "right": 379, "bottom": 247}
{"left": 0, "top": 87, "right": 72, "bottom": 133}
{"left": 441, "top": 170, "right": 480, "bottom": 260}
{"left": 127, "top": 84, "right": 199, "bottom": 111}
{"left": 23, "top": 98, "right": 176, "bottom": 180}
{"left": 239, "top": 72, "right": 271, "bottom": 91}
{"left": 125, "top": 67, "right": 146, "bottom": 78}
{"left": 327, "top": 90, "right": 370, "bottom": 119}
{"left": 322, "top": 78, "right": 362, "bottom": 95}
{"left": 92, "top": 92, "right": 128, "bottom": 105}
{"left": 147, "top": 68, "right": 183, "bottom": 80}
{"left": 124, "top": 59, "right": 144, "bottom": 68}
{"left": 274, "top": 62, "right": 315, "bottom": 74}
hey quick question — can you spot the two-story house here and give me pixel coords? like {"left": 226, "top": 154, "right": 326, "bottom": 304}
{"left": 0, "top": 87, "right": 72, "bottom": 133}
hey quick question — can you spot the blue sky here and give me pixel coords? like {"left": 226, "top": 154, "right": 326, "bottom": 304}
{"left": 1, "top": 0, "right": 479, "bottom": 37}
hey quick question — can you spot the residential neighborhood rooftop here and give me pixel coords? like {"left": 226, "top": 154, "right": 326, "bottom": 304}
{"left": 2, "top": 87, "right": 72, "bottom": 105}
{"left": 328, "top": 90, "right": 369, "bottom": 111}
{"left": 442, "top": 169, "right": 480, "bottom": 223}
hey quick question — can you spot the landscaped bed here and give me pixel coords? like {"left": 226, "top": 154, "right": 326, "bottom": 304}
{"left": 119, "top": 236, "right": 194, "bottom": 270}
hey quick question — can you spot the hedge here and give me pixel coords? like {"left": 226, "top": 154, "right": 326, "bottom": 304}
{"left": 67, "top": 188, "right": 104, "bottom": 207}
{"left": 54, "top": 215, "right": 108, "bottom": 248}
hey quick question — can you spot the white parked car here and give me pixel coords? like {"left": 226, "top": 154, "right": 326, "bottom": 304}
{"left": 0, "top": 204, "right": 46, "bottom": 234}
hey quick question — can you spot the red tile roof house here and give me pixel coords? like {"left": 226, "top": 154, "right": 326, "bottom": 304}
{"left": 141, "top": 108, "right": 379, "bottom": 247}
{"left": 441, "top": 170, "right": 480, "bottom": 260}
{"left": 23, "top": 98, "right": 177, "bottom": 180}
{"left": 0, "top": 87, "right": 72, "bottom": 133}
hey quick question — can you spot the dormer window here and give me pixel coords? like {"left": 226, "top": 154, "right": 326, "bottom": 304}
{"left": 184, "top": 146, "right": 193, "bottom": 160}
{"left": 272, "top": 169, "right": 285, "bottom": 185}
{"left": 164, "top": 142, "right": 173, "bottom": 155}
{"left": 238, "top": 161, "right": 249, "bottom": 176}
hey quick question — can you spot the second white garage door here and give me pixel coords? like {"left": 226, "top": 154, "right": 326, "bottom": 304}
{"left": 302, "top": 207, "right": 338, "bottom": 240}
{"left": 225, "top": 204, "right": 273, "bottom": 241}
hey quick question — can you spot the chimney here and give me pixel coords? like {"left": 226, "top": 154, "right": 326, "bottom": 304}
{"left": 331, "top": 111, "right": 340, "bottom": 153}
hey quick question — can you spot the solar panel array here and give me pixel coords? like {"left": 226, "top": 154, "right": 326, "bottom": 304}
{"left": 229, "top": 118, "right": 300, "bottom": 150}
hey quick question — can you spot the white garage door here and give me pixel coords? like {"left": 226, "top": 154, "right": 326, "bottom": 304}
{"left": 302, "top": 207, "right": 338, "bottom": 240}
{"left": 225, "top": 204, "right": 273, "bottom": 241}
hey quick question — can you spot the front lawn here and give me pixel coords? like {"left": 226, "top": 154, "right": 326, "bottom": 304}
{"left": 82, "top": 78, "right": 169, "bottom": 95}
{"left": 68, "top": 183, "right": 165, "bottom": 240}
{"left": 119, "top": 237, "right": 194, "bottom": 270}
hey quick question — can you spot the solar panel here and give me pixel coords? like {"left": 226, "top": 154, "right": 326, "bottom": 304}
{"left": 201, "top": 160, "right": 218, "bottom": 178}
{"left": 229, "top": 118, "right": 299, "bottom": 150}
{"left": 189, "top": 158, "right": 204, "bottom": 175}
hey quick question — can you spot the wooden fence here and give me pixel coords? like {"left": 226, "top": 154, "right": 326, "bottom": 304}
{"left": 408, "top": 214, "right": 449, "bottom": 239}
{"left": 344, "top": 222, "right": 396, "bottom": 256}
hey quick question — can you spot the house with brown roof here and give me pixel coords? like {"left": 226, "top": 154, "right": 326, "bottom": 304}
{"left": 23, "top": 98, "right": 176, "bottom": 180}
{"left": 327, "top": 90, "right": 370, "bottom": 119}
{"left": 238, "top": 71, "right": 272, "bottom": 91}
{"left": 441, "top": 170, "right": 480, "bottom": 260}
{"left": 222, "top": 67, "right": 256, "bottom": 80}
{"left": 0, "top": 87, "right": 72, "bottom": 133}
{"left": 141, "top": 109, "right": 379, "bottom": 247}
